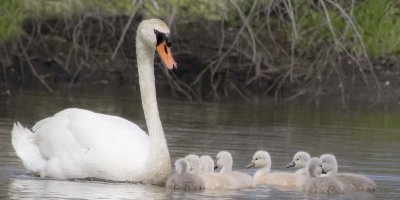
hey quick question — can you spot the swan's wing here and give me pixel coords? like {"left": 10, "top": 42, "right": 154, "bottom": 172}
{"left": 33, "top": 108, "right": 150, "bottom": 179}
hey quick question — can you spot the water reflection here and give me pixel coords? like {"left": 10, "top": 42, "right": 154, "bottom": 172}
{"left": 0, "top": 86, "right": 399, "bottom": 199}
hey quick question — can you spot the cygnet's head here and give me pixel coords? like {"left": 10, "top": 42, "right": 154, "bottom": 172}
{"left": 215, "top": 151, "right": 233, "bottom": 171}
{"left": 174, "top": 158, "right": 190, "bottom": 174}
{"left": 246, "top": 151, "right": 271, "bottom": 169}
{"left": 320, "top": 154, "right": 338, "bottom": 175}
{"left": 307, "top": 157, "right": 323, "bottom": 177}
{"left": 136, "top": 19, "right": 177, "bottom": 69}
{"left": 184, "top": 154, "right": 201, "bottom": 173}
{"left": 286, "top": 151, "right": 311, "bottom": 169}
{"left": 200, "top": 155, "right": 215, "bottom": 172}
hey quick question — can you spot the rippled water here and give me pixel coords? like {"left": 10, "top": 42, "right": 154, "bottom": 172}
{"left": 0, "top": 86, "right": 399, "bottom": 199}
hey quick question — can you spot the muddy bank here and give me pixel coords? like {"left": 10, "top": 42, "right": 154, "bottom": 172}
{"left": 0, "top": 15, "right": 399, "bottom": 106}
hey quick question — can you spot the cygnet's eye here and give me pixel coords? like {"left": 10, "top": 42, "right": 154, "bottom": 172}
{"left": 296, "top": 158, "right": 300, "bottom": 161}
{"left": 255, "top": 158, "right": 258, "bottom": 161}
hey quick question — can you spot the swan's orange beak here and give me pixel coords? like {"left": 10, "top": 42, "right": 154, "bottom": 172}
{"left": 156, "top": 41, "right": 177, "bottom": 70}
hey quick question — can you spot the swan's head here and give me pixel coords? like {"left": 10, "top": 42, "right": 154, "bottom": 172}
{"left": 307, "top": 157, "right": 323, "bottom": 178}
{"left": 286, "top": 151, "right": 311, "bottom": 169}
{"left": 137, "top": 18, "right": 177, "bottom": 69}
{"left": 200, "top": 155, "right": 215, "bottom": 172}
{"left": 184, "top": 154, "right": 201, "bottom": 173}
{"left": 215, "top": 151, "right": 233, "bottom": 170}
{"left": 320, "top": 154, "right": 338, "bottom": 175}
{"left": 175, "top": 158, "right": 190, "bottom": 174}
{"left": 246, "top": 150, "right": 271, "bottom": 168}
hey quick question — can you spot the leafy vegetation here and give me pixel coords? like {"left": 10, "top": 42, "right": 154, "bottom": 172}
{"left": 0, "top": 0, "right": 399, "bottom": 103}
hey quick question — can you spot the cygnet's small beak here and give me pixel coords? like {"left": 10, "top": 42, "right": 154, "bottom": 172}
{"left": 286, "top": 161, "right": 295, "bottom": 168}
{"left": 246, "top": 161, "right": 255, "bottom": 169}
{"left": 214, "top": 165, "right": 219, "bottom": 170}
{"left": 322, "top": 170, "right": 327, "bottom": 174}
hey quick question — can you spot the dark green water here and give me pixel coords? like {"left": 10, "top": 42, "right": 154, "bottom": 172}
{"left": 0, "top": 86, "right": 398, "bottom": 199}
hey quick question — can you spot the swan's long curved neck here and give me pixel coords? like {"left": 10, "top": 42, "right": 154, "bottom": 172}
{"left": 136, "top": 37, "right": 170, "bottom": 182}
{"left": 254, "top": 164, "right": 271, "bottom": 179}
{"left": 220, "top": 164, "right": 232, "bottom": 174}
{"left": 327, "top": 163, "right": 338, "bottom": 176}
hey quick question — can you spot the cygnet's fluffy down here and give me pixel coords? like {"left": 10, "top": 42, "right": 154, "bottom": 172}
{"left": 216, "top": 151, "right": 256, "bottom": 189}
{"left": 320, "top": 154, "right": 376, "bottom": 192}
{"left": 185, "top": 154, "right": 235, "bottom": 190}
{"left": 166, "top": 158, "right": 205, "bottom": 190}
{"left": 247, "top": 151, "right": 303, "bottom": 187}
{"left": 303, "top": 157, "right": 344, "bottom": 195}
{"left": 200, "top": 155, "right": 215, "bottom": 172}
{"left": 286, "top": 151, "right": 311, "bottom": 176}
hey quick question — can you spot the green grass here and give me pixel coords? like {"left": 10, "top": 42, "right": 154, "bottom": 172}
{"left": 0, "top": 0, "right": 25, "bottom": 42}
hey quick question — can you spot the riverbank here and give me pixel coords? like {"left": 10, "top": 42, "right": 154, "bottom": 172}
{"left": 1, "top": 1, "right": 400, "bottom": 106}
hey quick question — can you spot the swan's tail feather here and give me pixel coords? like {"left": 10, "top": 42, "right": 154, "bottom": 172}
{"left": 11, "top": 122, "right": 46, "bottom": 174}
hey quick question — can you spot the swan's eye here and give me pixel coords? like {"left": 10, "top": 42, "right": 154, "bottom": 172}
{"left": 255, "top": 158, "right": 258, "bottom": 161}
{"left": 154, "top": 30, "right": 172, "bottom": 48}
{"left": 296, "top": 158, "right": 299, "bottom": 161}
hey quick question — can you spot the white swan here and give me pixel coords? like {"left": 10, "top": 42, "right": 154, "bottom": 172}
{"left": 11, "top": 19, "right": 177, "bottom": 184}
{"left": 166, "top": 158, "right": 205, "bottom": 190}
{"left": 216, "top": 151, "right": 256, "bottom": 189}
{"left": 320, "top": 154, "right": 376, "bottom": 192}
{"left": 200, "top": 155, "right": 215, "bottom": 172}
{"left": 286, "top": 151, "right": 311, "bottom": 176}
{"left": 247, "top": 150, "right": 303, "bottom": 187}
{"left": 303, "top": 157, "right": 344, "bottom": 194}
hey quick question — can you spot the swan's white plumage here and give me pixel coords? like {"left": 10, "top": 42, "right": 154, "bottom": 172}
{"left": 11, "top": 19, "right": 174, "bottom": 184}
{"left": 26, "top": 108, "right": 150, "bottom": 180}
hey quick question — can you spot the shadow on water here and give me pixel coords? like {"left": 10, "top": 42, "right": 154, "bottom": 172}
{"left": 0, "top": 86, "right": 399, "bottom": 199}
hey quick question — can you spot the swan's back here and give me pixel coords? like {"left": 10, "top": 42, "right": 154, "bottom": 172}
{"left": 303, "top": 158, "right": 343, "bottom": 194}
{"left": 304, "top": 176, "right": 344, "bottom": 194}
{"left": 337, "top": 173, "right": 376, "bottom": 191}
{"left": 166, "top": 158, "right": 205, "bottom": 190}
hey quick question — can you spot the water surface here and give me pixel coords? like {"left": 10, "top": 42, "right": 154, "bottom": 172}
{"left": 0, "top": 87, "right": 399, "bottom": 199}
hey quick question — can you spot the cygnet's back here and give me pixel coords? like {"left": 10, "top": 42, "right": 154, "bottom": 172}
{"left": 320, "top": 154, "right": 376, "bottom": 192}
{"left": 286, "top": 151, "right": 311, "bottom": 176}
{"left": 166, "top": 158, "right": 205, "bottom": 190}
{"left": 247, "top": 150, "right": 302, "bottom": 187}
{"left": 303, "top": 157, "right": 344, "bottom": 195}
{"left": 216, "top": 151, "right": 256, "bottom": 189}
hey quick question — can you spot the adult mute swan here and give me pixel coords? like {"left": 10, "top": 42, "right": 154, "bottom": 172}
{"left": 166, "top": 158, "right": 205, "bottom": 190}
{"left": 11, "top": 19, "right": 177, "bottom": 184}
{"left": 286, "top": 151, "right": 311, "bottom": 176}
{"left": 320, "top": 154, "right": 376, "bottom": 192}
{"left": 303, "top": 157, "right": 344, "bottom": 194}
{"left": 246, "top": 151, "right": 303, "bottom": 187}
